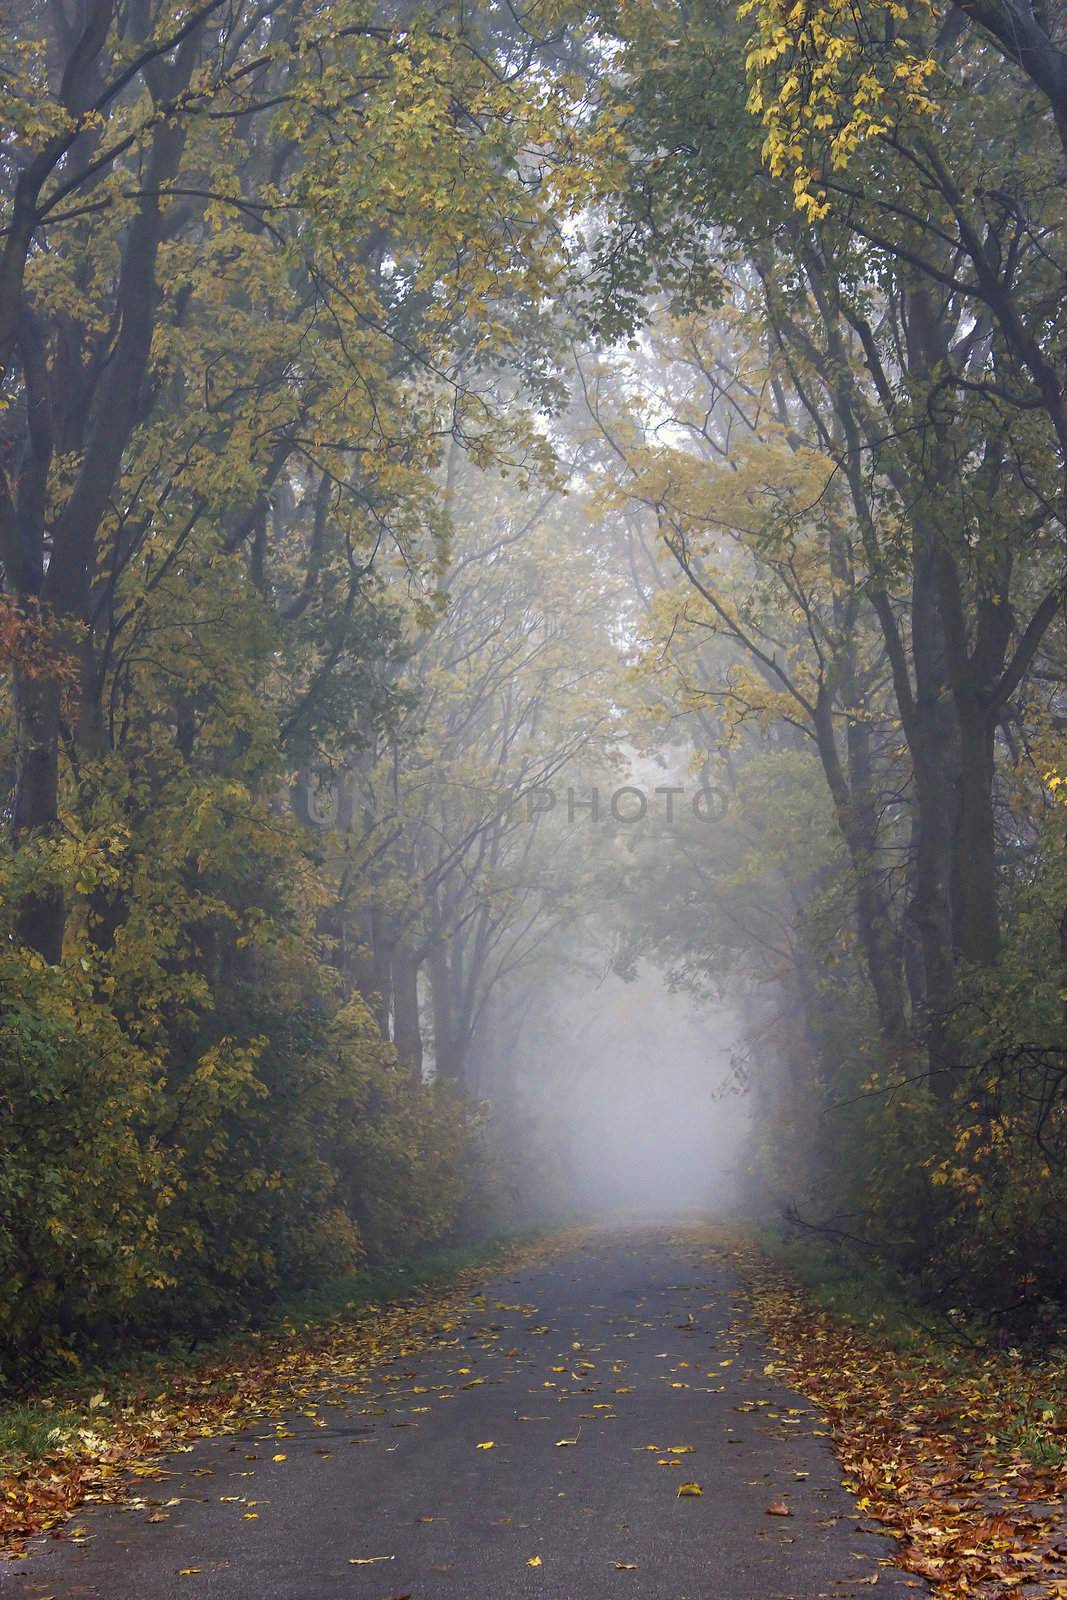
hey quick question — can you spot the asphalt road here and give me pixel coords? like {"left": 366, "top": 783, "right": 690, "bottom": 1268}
{"left": 1, "top": 1228, "right": 927, "bottom": 1600}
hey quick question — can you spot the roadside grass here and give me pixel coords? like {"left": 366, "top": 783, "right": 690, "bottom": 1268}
{"left": 1002, "top": 1407, "right": 1067, "bottom": 1467}
{"left": 755, "top": 1227, "right": 1067, "bottom": 1469}
{"left": 270, "top": 1235, "right": 540, "bottom": 1328}
{"left": 758, "top": 1232, "right": 933, "bottom": 1350}
{"left": 0, "top": 1405, "right": 83, "bottom": 1473}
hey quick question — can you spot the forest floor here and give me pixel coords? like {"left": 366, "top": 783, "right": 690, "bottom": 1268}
{"left": 0, "top": 1224, "right": 1063, "bottom": 1599}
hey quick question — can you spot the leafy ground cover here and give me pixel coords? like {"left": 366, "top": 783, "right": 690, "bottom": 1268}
{"left": 0, "top": 1232, "right": 564, "bottom": 1559}
{"left": 731, "top": 1235, "right": 1067, "bottom": 1597}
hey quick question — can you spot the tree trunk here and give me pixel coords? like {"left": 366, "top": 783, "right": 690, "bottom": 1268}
{"left": 953, "top": 692, "right": 1000, "bottom": 964}
{"left": 12, "top": 672, "right": 63, "bottom": 961}
{"left": 429, "top": 942, "right": 463, "bottom": 1083}
{"left": 812, "top": 690, "right": 906, "bottom": 1041}
{"left": 903, "top": 507, "right": 961, "bottom": 1084}
{"left": 392, "top": 949, "right": 423, "bottom": 1083}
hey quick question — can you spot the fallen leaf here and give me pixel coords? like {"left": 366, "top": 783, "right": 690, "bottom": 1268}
{"left": 527, "top": 1555, "right": 542, "bottom": 1567}
{"left": 766, "top": 1500, "right": 792, "bottom": 1517}
{"left": 476, "top": 1440, "right": 494, "bottom": 1450}
{"left": 677, "top": 1482, "right": 703, "bottom": 1497}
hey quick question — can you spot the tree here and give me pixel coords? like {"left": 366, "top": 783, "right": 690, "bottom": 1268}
{"left": 0, "top": 0, "right": 579, "bottom": 958}
{"left": 325, "top": 434, "right": 624, "bottom": 1089}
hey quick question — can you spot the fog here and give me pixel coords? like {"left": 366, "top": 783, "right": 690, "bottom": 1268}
{"left": 560, "top": 971, "right": 750, "bottom": 1218}
{"left": 484, "top": 963, "right": 751, "bottom": 1225}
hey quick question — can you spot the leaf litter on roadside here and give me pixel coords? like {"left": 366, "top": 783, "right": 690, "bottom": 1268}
{"left": 712, "top": 1229, "right": 1067, "bottom": 1598}
{"left": 0, "top": 1234, "right": 570, "bottom": 1557}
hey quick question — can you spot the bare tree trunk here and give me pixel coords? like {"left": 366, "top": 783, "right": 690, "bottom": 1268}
{"left": 906, "top": 542, "right": 960, "bottom": 1082}
{"left": 812, "top": 689, "right": 906, "bottom": 1041}
{"left": 392, "top": 949, "right": 423, "bottom": 1083}
{"left": 953, "top": 692, "right": 1000, "bottom": 964}
{"left": 429, "top": 942, "right": 463, "bottom": 1083}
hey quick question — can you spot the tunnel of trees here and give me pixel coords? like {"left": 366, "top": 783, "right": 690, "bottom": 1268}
{"left": 1, "top": 0, "right": 1067, "bottom": 1381}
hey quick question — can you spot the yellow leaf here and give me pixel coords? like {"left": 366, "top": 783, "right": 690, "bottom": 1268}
{"left": 476, "top": 1440, "right": 495, "bottom": 1450}
{"left": 527, "top": 1556, "right": 543, "bottom": 1567}
{"left": 677, "top": 1482, "right": 703, "bottom": 1497}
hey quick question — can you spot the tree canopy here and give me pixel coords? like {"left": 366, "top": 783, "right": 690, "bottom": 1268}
{"left": 2, "top": 0, "right": 1067, "bottom": 1379}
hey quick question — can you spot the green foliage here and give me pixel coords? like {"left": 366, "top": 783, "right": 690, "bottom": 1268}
{"left": 581, "top": 0, "right": 1067, "bottom": 1339}
{"left": 0, "top": 851, "right": 480, "bottom": 1382}
{"left": 0, "top": 0, "right": 597, "bottom": 1386}
{"left": 0, "top": 949, "right": 174, "bottom": 1363}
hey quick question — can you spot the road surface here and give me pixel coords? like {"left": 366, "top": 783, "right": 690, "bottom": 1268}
{"left": 1, "top": 1228, "right": 925, "bottom": 1599}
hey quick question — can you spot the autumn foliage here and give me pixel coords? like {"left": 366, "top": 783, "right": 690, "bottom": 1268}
{"left": 2, "top": 10, "right": 1067, "bottom": 1586}
{"left": 0, "top": 0, "right": 587, "bottom": 1382}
